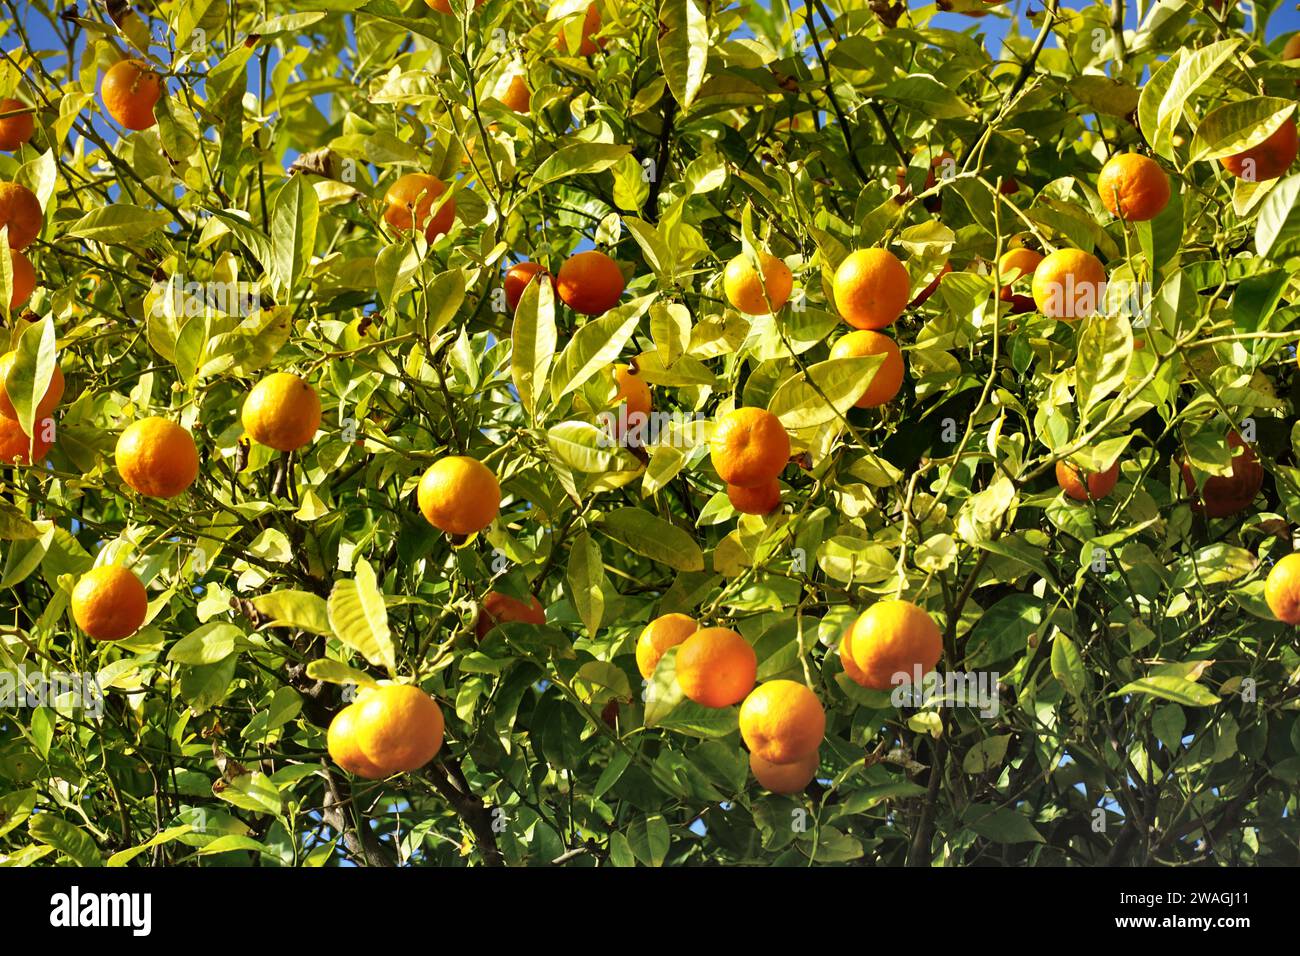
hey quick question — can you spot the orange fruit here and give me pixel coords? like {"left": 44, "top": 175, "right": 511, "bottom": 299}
{"left": 1264, "top": 552, "right": 1300, "bottom": 624}
{"left": 476, "top": 590, "right": 546, "bottom": 639}
{"left": 1283, "top": 33, "right": 1300, "bottom": 61}
{"left": 70, "top": 566, "right": 149, "bottom": 641}
{"left": 1055, "top": 458, "right": 1119, "bottom": 502}
{"left": 556, "top": 3, "right": 603, "bottom": 55}
{"left": 500, "top": 74, "right": 531, "bottom": 113}
{"left": 832, "top": 248, "right": 910, "bottom": 330}
{"left": 417, "top": 455, "right": 500, "bottom": 535}
{"left": 0, "top": 413, "right": 51, "bottom": 464}
{"left": 0, "top": 350, "right": 64, "bottom": 421}
{"left": 0, "top": 182, "right": 42, "bottom": 251}
{"left": 709, "top": 407, "right": 790, "bottom": 488}
{"left": 504, "top": 261, "right": 553, "bottom": 312}
{"left": 327, "top": 703, "right": 387, "bottom": 779}
{"left": 1097, "top": 153, "right": 1170, "bottom": 221}
{"left": 555, "top": 250, "right": 625, "bottom": 315}
{"left": 726, "top": 478, "right": 781, "bottom": 516}
{"left": 613, "top": 364, "right": 651, "bottom": 417}
{"left": 829, "top": 330, "right": 904, "bottom": 408}
{"left": 750, "top": 749, "right": 819, "bottom": 795}
{"left": 635, "top": 612, "right": 698, "bottom": 679}
{"left": 241, "top": 372, "right": 321, "bottom": 452}
{"left": 9, "top": 249, "right": 34, "bottom": 311}
{"left": 996, "top": 247, "right": 1043, "bottom": 310}
{"left": 115, "top": 417, "right": 200, "bottom": 498}
{"left": 847, "top": 599, "right": 943, "bottom": 691}
{"left": 674, "top": 626, "right": 757, "bottom": 708}
{"left": 1030, "top": 248, "right": 1107, "bottom": 320}
{"left": 351, "top": 684, "right": 445, "bottom": 774}
{"left": 100, "top": 59, "right": 162, "bottom": 131}
{"left": 1221, "top": 118, "right": 1298, "bottom": 182}
{"left": 739, "top": 680, "right": 826, "bottom": 764}
{"left": 1180, "top": 430, "right": 1263, "bottom": 518}
{"left": 0, "top": 98, "right": 34, "bottom": 151}
{"left": 909, "top": 261, "right": 950, "bottom": 307}
{"left": 722, "top": 250, "right": 793, "bottom": 315}
{"left": 838, "top": 631, "right": 868, "bottom": 685}
{"left": 383, "top": 173, "right": 456, "bottom": 241}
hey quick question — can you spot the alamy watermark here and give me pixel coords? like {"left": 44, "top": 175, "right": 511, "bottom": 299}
{"left": 891, "top": 666, "right": 1001, "bottom": 718}
{"left": 0, "top": 668, "right": 104, "bottom": 717}
{"left": 595, "top": 407, "right": 708, "bottom": 449}
{"left": 151, "top": 279, "right": 263, "bottom": 319}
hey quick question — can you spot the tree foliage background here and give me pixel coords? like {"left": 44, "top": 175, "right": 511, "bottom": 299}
{"left": 1, "top": 0, "right": 1300, "bottom": 867}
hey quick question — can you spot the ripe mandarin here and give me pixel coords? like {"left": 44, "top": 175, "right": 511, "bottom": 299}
{"left": 327, "top": 703, "right": 387, "bottom": 779}
{"left": 635, "top": 612, "right": 698, "bottom": 679}
{"left": 829, "top": 330, "right": 904, "bottom": 408}
{"left": 1055, "top": 458, "right": 1120, "bottom": 502}
{"left": 351, "top": 684, "right": 445, "bottom": 774}
{"left": 417, "top": 455, "right": 501, "bottom": 535}
{"left": 476, "top": 590, "right": 546, "bottom": 639}
{"left": 115, "top": 417, "right": 200, "bottom": 498}
{"left": 726, "top": 478, "right": 781, "bottom": 516}
{"left": 556, "top": 250, "right": 624, "bottom": 315}
{"left": 241, "top": 372, "right": 321, "bottom": 452}
{"left": 750, "top": 749, "right": 819, "bottom": 795}
{"left": 1264, "top": 552, "right": 1300, "bottom": 625}
{"left": 0, "top": 182, "right": 42, "bottom": 250}
{"left": 1221, "top": 118, "right": 1298, "bottom": 182}
{"left": 739, "top": 679, "right": 826, "bottom": 765}
{"left": 722, "top": 250, "right": 793, "bottom": 315}
{"left": 832, "top": 249, "right": 910, "bottom": 330}
{"left": 675, "top": 626, "right": 757, "bottom": 708}
{"left": 1097, "top": 153, "right": 1170, "bottom": 221}
{"left": 383, "top": 173, "right": 455, "bottom": 241}
{"left": 71, "top": 566, "right": 149, "bottom": 641}
{"left": 0, "top": 98, "right": 34, "bottom": 151}
{"left": 709, "top": 406, "right": 790, "bottom": 488}
{"left": 100, "top": 59, "right": 162, "bottom": 131}
{"left": 1031, "top": 248, "right": 1107, "bottom": 320}
{"left": 0, "top": 350, "right": 64, "bottom": 421}
{"left": 848, "top": 599, "right": 943, "bottom": 691}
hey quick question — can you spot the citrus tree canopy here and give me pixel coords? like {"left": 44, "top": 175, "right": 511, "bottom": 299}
{"left": 2, "top": 0, "right": 1300, "bottom": 868}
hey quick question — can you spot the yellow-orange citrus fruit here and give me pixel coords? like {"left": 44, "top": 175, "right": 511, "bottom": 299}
{"left": 1097, "top": 153, "right": 1170, "bottom": 221}
{"left": 1264, "top": 552, "right": 1300, "bottom": 624}
{"left": 327, "top": 703, "right": 386, "bottom": 779}
{"left": 675, "top": 627, "right": 757, "bottom": 708}
{"left": 739, "top": 680, "right": 826, "bottom": 765}
{"left": 996, "top": 247, "right": 1043, "bottom": 306}
{"left": 0, "top": 350, "right": 64, "bottom": 422}
{"left": 839, "top": 631, "right": 868, "bottom": 685}
{"left": 351, "top": 684, "right": 445, "bottom": 774}
{"left": 1055, "top": 458, "right": 1119, "bottom": 502}
{"left": 476, "top": 590, "right": 546, "bottom": 639}
{"left": 9, "top": 249, "right": 34, "bottom": 311}
{"left": 613, "top": 364, "right": 651, "bottom": 417}
{"left": 1283, "top": 33, "right": 1300, "bottom": 61}
{"left": 0, "top": 98, "right": 34, "bottom": 151}
{"left": 556, "top": 250, "right": 625, "bottom": 315}
{"left": 829, "top": 330, "right": 904, "bottom": 408}
{"left": 848, "top": 599, "right": 943, "bottom": 691}
{"left": 417, "top": 455, "right": 500, "bottom": 535}
{"left": 383, "top": 173, "right": 455, "bottom": 241}
{"left": 500, "top": 74, "right": 531, "bottom": 113}
{"left": 71, "top": 565, "right": 148, "bottom": 641}
{"left": 115, "top": 417, "right": 200, "bottom": 498}
{"left": 556, "top": 3, "right": 603, "bottom": 55}
{"left": 832, "top": 248, "right": 910, "bottom": 330}
{"left": 709, "top": 406, "right": 790, "bottom": 488}
{"left": 0, "top": 413, "right": 51, "bottom": 464}
{"left": 750, "top": 749, "right": 819, "bottom": 795}
{"left": 504, "top": 261, "right": 552, "bottom": 312}
{"left": 1221, "top": 118, "right": 1298, "bottom": 182}
{"left": 0, "top": 182, "right": 42, "bottom": 251}
{"left": 1180, "top": 430, "right": 1263, "bottom": 518}
{"left": 1031, "top": 248, "right": 1107, "bottom": 320}
{"left": 635, "top": 612, "right": 698, "bottom": 679}
{"left": 723, "top": 251, "right": 793, "bottom": 315}
{"left": 241, "top": 372, "right": 321, "bottom": 452}
{"left": 100, "top": 59, "right": 162, "bottom": 131}
{"left": 726, "top": 478, "right": 781, "bottom": 516}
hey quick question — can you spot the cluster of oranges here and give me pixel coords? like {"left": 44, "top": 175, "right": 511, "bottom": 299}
{"left": 328, "top": 683, "right": 446, "bottom": 779}
{"left": 634, "top": 614, "right": 827, "bottom": 794}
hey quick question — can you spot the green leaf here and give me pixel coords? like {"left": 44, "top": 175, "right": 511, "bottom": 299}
{"left": 548, "top": 297, "right": 652, "bottom": 403}
{"left": 565, "top": 531, "right": 606, "bottom": 635}
{"left": 251, "top": 589, "right": 333, "bottom": 636}
{"left": 512, "top": 271, "right": 557, "bottom": 420}
{"left": 106, "top": 825, "right": 195, "bottom": 867}
{"left": 6, "top": 314, "right": 57, "bottom": 444}
{"left": 965, "top": 806, "right": 1045, "bottom": 844}
{"left": 965, "top": 594, "right": 1042, "bottom": 669}
{"left": 597, "top": 507, "right": 705, "bottom": 572}
{"left": 1255, "top": 173, "right": 1300, "bottom": 259}
{"left": 833, "top": 781, "right": 926, "bottom": 815}
{"left": 28, "top": 814, "right": 101, "bottom": 866}
{"left": 547, "top": 421, "right": 641, "bottom": 474}
{"left": 0, "top": 789, "right": 37, "bottom": 838}
{"left": 168, "top": 622, "right": 243, "bottom": 664}
{"left": 1075, "top": 313, "right": 1133, "bottom": 417}
{"left": 1191, "top": 96, "right": 1296, "bottom": 163}
{"left": 1051, "top": 633, "right": 1086, "bottom": 700}
{"left": 327, "top": 558, "right": 396, "bottom": 673}
{"left": 768, "top": 355, "right": 884, "bottom": 429}
{"left": 304, "top": 658, "right": 380, "bottom": 688}
{"left": 65, "top": 204, "right": 172, "bottom": 243}
{"left": 962, "top": 734, "right": 1012, "bottom": 774}
{"left": 1114, "top": 675, "right": 1221, "bottom": 707}
{"left": 270, "top": 173, "right": 320, "bottom": 296}
{"left": 529, "top": 143, "right": 633, "bottom": 192}
{"left": 658, "top": 0, "right": 709, "bottom": 110}
{"left": 214, "top": 771, "right": 282, "bottom": 815}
